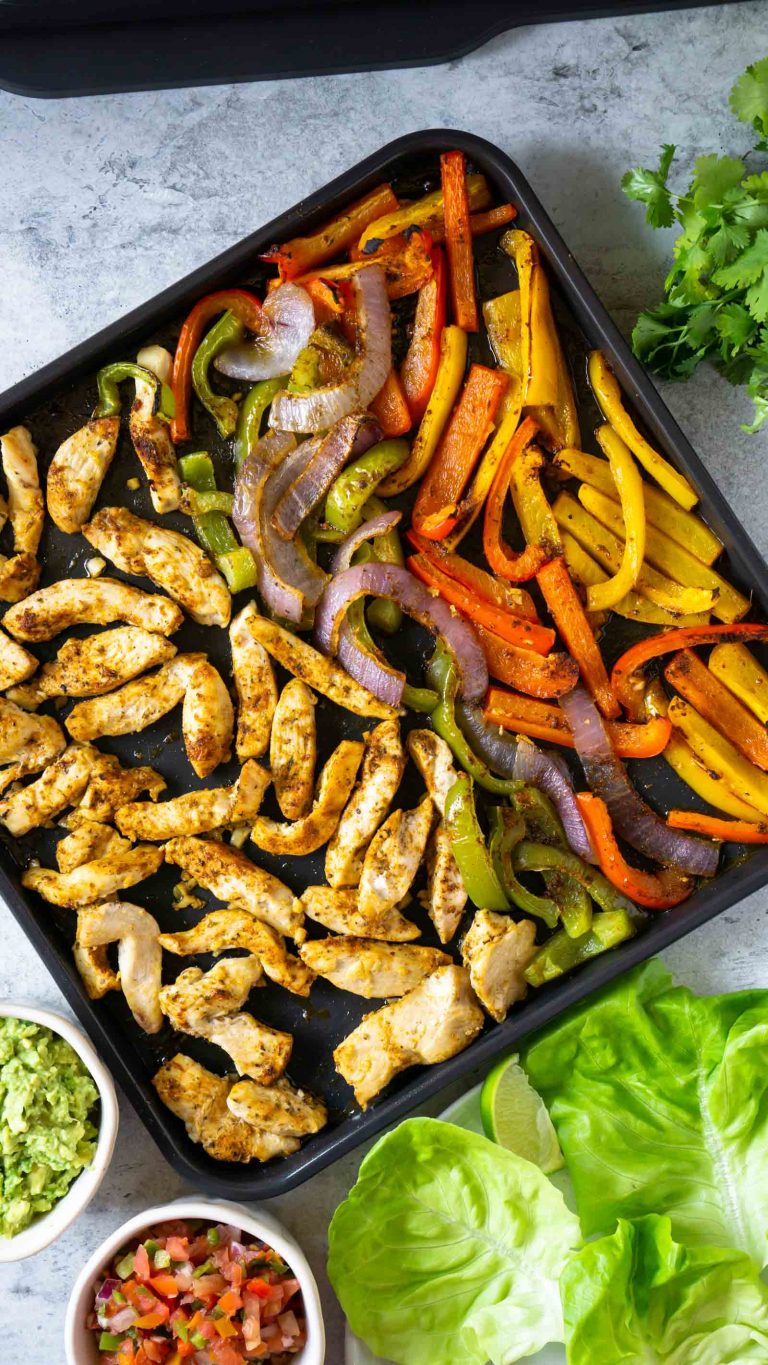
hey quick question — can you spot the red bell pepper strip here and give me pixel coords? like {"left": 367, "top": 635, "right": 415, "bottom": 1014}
{"left": 666, "top": 810, "right": 768, "bottom": 842}
{"left": 170, "top": 288, "right": 263, "bottom": 443}
{"left": 405, "top": 527, "right": 540, "bottom": 621}
{"left": 369, "top": 368, "right": 413, "bottom": 437}
{"left": 401, "top": 247, "right": 447, "bottom": 422}
{"left": 483, "top": 416, "right": 549, "bottom": 581}
{"left": 577, "top": 793, "right": 694, "bottom": 909}
{"left": 537, "top": 556, "right": 621, "bottom": 718}
{"left": 441, "top": 150, "right": 479, "bottom": 331}
{"left": 412, "top": 363, "right": 509, "bottom": 539}
{"left": 611, "top": 623, "right": 768, "bottom": 717}
{"left": 407, "top": 553, "right": 555, "bottom": 655}
{"left": 484, "top": 686, "right": 672, "bottom": 756}
{"left": 476, "top": 622, "right": 579, "bottom": 698}
{"left": 263, "top": 182, "right": 399, "bottom": 279}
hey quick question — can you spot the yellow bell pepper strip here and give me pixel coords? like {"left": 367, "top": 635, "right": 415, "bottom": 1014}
{"left": 191, "top": 310, "right": 244, "bottom": 438}
{"left": 537, "top": 556, "right": 621, "bottom": 718}
{"left": 444, "top": 774, "right": 510, "bottom": 910}
{"left": 264, "top": 182, "right": 399, "bottom": 279}
{"left": 665, "top": 649, "right": 768, "bottom": 771}
{"left": 559, "top": 531, "right": 608, "bottom": 633}
{"left": 484, "top": 289, "right": 524, "bottom": 378}
{"left": 233, "top": 377, "right": 286, "bottom": 470}
{"left": 413, "top": 363, "right": 509, "bottom": 539}
{"left": 377, "top": 325, "right": 467, "bottom": 496}
{"left": 644, "top": 677, "right": 764, "bottom": 819}
{"left": 667, "top": 695, "right": 768, "bottom": 817}
{"left": 587, "top": 349, "right": 698, "bottom": 508}
{"left": 440, "top": 150, "right": 479, "bottom": 332}
{"left": 576, "top": 793, "right": 694, "bottom": 910}
{"left": 482, "top": 417, "right": 551, "bottom": 582}
{"left": 405, "top": 528, "right": 541, "bottom": 623}
{"left": 610, "top": 623, "right": 768, "bottom": 717}
{"left": 357, "top": 173, "right": 492, "bottom": 251}
{"left": 667, "top": 811, "right": 768, "bottom": 842}
{"left": 561, "top": 532, "right": 709, "bottom": 629}
{"left": 508, "top": 439, "right": 562, "bottom": 559}
{"left": 523, "top": 907, "right": 638, "bottom": 987}
{"left": 488, "top": 807, "right": 560, "bottom": 927}
{"left": 484, "top": 687, "right": 672, "bottom": 757}
{"left": 170, "top": 288, "right": 263, "bottom": 443}
{"left": 709, "top": 642, "right": 768, "bottom": 724}
{"left": 583, "top": 426, "right": 645, "bottom": 612}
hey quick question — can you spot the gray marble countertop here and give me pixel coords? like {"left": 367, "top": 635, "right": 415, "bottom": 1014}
{"left": 2, "top": 2, "right": 768, "bottom": 1360}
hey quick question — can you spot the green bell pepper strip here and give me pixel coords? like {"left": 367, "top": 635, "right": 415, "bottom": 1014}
{"left": 178, "top": 450, "right": 258, "bottom": 593}
{"left": 512, "top": 784, "right": 593, "bottom": 936}
{"left": 524, "top": 908, "right": 638, "bottom": 987}
{"left": 192, "top": 310, "right": 244, "bottom": 438}
{"left": 234, "top": 377, "right": 286, "bottom": 469}
{"left": 545, "top": 868, "right": 593, "bottom": 938}
{"left": 514, "top": 840, "right": 637, "bottom": 918}
{"left": 288, "top": 342, "right": 323, "bottom": 394}
{"left": 488, "top": 807, "right": 559, "bottom": 927}
{"left": 325, "top": 440, "right": 410, "bottom": 533}
{"left": 361, "top": 495, "right": 405, "bottom": 635}
{"left": 187, "top": 489, "right": 234, "bottom": 516}
{"left": 427, "top": 643, "right": 520, "bottom": 796}
{"left": 218, "top": 547, "right": 259, "bottom": 593}
{"left": 346, "top": 598, "right": 437, "bottom": 713}
{"left": 178, "top": 451, "right": 216, "bottom": 491}
{"left": 95, "top": 361, "right": 174, "bottom": 420}
{"left": 444, "top": 774, "right": 509, "bottom": 911}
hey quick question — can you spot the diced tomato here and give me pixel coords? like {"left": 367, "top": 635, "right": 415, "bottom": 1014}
{"left": 134, "top": 1245, "right": 152, "bottom": 1281}
{"left": 165, "top": 1236, "right": 189, "bottom": 1262}
{"left": 141, "top": 1341, "right": 170, "bottom": 1363}
{"left": 228, "top": 1262, "right": 243, "bottom": 1288}
{"left": 125, "top": 1283, "right": 160, "bottom": 1316}
{"left": 149, "top": 1274, "right": 180, "bottom": 1298}
{"left": 245, "top": 1278, "right": 271, "bottom": 1300}
{"left": 209, "top": 1341, "right": 246, "bottom": 1365}
{"left": 117, "top": 1343, "right": 136, "bottom": 1364}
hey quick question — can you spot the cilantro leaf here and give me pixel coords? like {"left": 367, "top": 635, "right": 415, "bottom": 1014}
{"left": 707, "top": 220, "right": 750, "bottom": 267}
{"left": 621, "top": 144, "right": 676, "bottom": 228}
{"left": 713, "top": 227, "right": 768, "bottom": 290}
{"left": 692, "top": 154, "right": 745, "bottom": 209}
{"left": 730, "top": 56, "right": 768, "bottom": 147}
{"left": 714, "top": 302, "right": 757, "bottom": 349}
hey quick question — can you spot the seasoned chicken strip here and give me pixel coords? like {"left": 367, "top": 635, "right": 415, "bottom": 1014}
{"left": 73, "top": 944, "right": 120, "bottom": 1001}
{"left": 325, "top": 719, "right": 405, "bottom": 888}
{"left": 116, "top": 761, "right": 269, "bottom": 841}
{"left": 0, "top": 700, "right": 66, "bottom": 794}
{"left": 66, "top": 653, "right": 204, "bottom": 742}
{"left": 228, "top": 1078, "right": 327, "bottom": 1138}
{"left": 0, "top": 627, "right": 37, "bottom": 692}
{"left": 230, "top": 602, "right": 278, "bottom": 761}
{"left": 358, "top": 796, "right": 434, "bottom": 919}
{"left": 270, "top": 678, "right": 317, "bottom": 821}
{"left": 159, "top": 909, "right": 314, "bottom": 997}
{"left": 83, "top": 507, "right": 231, "bottom": 628}
{"left": 182, "top": 659, "right": 234, "bottom": 778}
{"left": 57, "top": 821, "right": 132, "bottom": 873}
{"left": 69, "top": 757, "right": 166, "bottom": 827}
{"left": 0, "top": 743, "right": 105, "bottom": 835}
{"left": 202, "top": 1015, "right": 294, "bottom": 1084}
{"left": 153, "top": 1055, "right": 300, "bottom": 1163}
{"left": 22, "top": 843, "right": 164, "bottom": 907}
{"left": 77, "top": 901, "right": 162, "bottom": 1033}
{"left": 1, "top": 426, "right": 44, "bottom": 555}
{"left": 3, "top": 578, "right": 183, "bottom": 642}
{"left": 9, "top": 627, "right": 177, "bottom": 708}
{"left": 251, "top": 739, "right": 363, "bottom": 856}
{"left": 159, "top": 958, "right": 265, "bottom": 1029}
{"left": 46, "top": 416, "right": 120, "bottom": 533}
{"left": 300, "top": 885, "right": 420, "bottom": 941}
{"left": 406, "top": 729, "right": 460, "bottom": 816}
{"left": 164, "top": 835, "right": 303, "bottom": 939}
{"left": 422, "top": 824, "right": 468, "bottom": 944}
{"left": 247, "top": 613, "right": 400, "bottom": 719}
{"left": 0, "top": 553, "right": 39, "bottom": 603}
{"left": 129, "top": 351, "right": 181, "bottom": 514}
{"left": 334, "top": 965, "right": 485, "bottom": 1108}
{"left": 299, "top": 936, "right": 449, "bottom": 998}
{"left": 461, "top": 911, "right": 537, "bottom": 1022}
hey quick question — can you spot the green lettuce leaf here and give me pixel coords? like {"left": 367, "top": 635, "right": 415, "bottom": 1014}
{"left": 327, "top": 1116, "right": 581, "bottom": 1365}
{"left": 522, "top": 960, "right": 768, "bottom": 1266}
{"left": 562, "top": 1214, "right": 768, "bottom": 1364}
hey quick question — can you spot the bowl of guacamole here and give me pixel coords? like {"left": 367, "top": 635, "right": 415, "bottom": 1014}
{"left": 0, "top": 1003, "right": 119, "bottom": 1261}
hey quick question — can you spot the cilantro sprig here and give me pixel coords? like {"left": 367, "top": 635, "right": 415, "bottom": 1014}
{"left": 622, "top": 56, "right": 768, "bottom": 433}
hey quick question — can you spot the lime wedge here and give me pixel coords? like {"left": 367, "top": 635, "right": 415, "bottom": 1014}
{"left": 480, "top": 1053, "right": 564, "bottom": 1174}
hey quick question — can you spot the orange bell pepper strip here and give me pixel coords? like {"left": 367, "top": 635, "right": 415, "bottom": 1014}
{"left": 441, "top": 150, "right": 479, "bottom": 331}
{"left": 369, "top": 369, "right": 412, "bottom": 436}
{"left": 476, "top": 622, "right": 579, "bottom": 698}
{"left": 412, "top": 363, "right": 509, "bottom": 539}
{"left": 302, "top": 276, "right": 349, "bottom": 324}
{"left": 484, "top": 686, "right": 672, "bottom": 757}
{"left": 664, "top": 649, "right": 768, "bottom": 772}
{"left": 666, "top": 810, "right": 768, "bottom": 842}
{"left": 275, "top": 227, "right": 434, "bottom": 301}
{"left": 482, "top": 416, "right": 549, "bottom": 581}
{"left": 407, "top": 554, "right": 555, "bottom": 655}
{"left": 576, "top": 793, "right": 694, "bottom": 909}
{"left": 611, "top": 624, "right": 768, "bottom": 717}
{"left": 133, "top": 1305, "right": 171, "bottom": 1330}
{"left": 170, "top": 288, "right": 264, "bottom": 443}
{"left": 263, "top": 182, "right": 398, "bottom": 279}
{"left": 537, "top": 556, "right": 621, "bottom": 717}
{"left": 405, "top": 528, "right": 540, "bottom": 621}
{"left": 401, "top": 247, "right": 447, "bottom": 422}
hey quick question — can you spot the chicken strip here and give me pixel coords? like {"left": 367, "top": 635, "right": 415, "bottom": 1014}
{"left": 230, "top": 602, "right": 278, "bottom": 761}
{"left": 182, "top": 659, "right": 234, "bottom": 778}
{"left": 153, "top": 1055, "right": 300, "bottom": 1163}
{"left": 422, "top": 824, "right": 468, "bottom": 944}
{"left": 247, "top": 613, "right": 399, "bottom": 719}
{"left": 251, "top": 739, "right": 364, "bottom": 857}
{"left": 83, "top": 507, "right": 231, "bottom": 628}
{"left": 300, "top": 885, "right": 420, "bottom": 942}
{"left": 0, "top": 627, "right": 37, "bottom": 692}
{"left": 358, "top": 796, "right": 434, "bottom": 919}
{"left": 461, "top": 911, "right": 537, "bottom": 1022}
{"left": 334, "top": 965, "right": 485, "bottom": 1108}
{"left": 325, "top": 719, "right": 405, "bottom": 888}
{"left": 9, "top": 627, "right": 178, "bottom": 708}
{"left": 228, "top": 1078, "right": 327, "bottom": 1138}
{"left": 158, "top": 909, "right": 314, "bottom": 997}
{"left": 116, "top": 760, "right": 269, "bottom": 841}
{"left": 57, "top": 821, "right": 132, "bottom": 873}
{"left": 66, "top": 653, "right": 204, "bottom": 742}
{"left": 159, "top": 958, "right": 265, "bottom": 1029}
{"left": 73, "top": 944, "right": 120, "bottom": 1001}
{"left": 164, "top": 835, "right": 303, "bottom": 938}
{"left": 406, "top": 729, "right": 460, "bottom": 816}
{"left": 0, "top": 743, "right": 105, "bottom": 835}
{"left": 0, "top": 553, "right": 39, "bottom": 603}
{"left": 23, "top": 843, "right": 164, "bottom": 907}
{"left": 46, "top": 416, "right": 120, "bottom": 533}
{"left": 299, "top": 936, "right": 449, "bottom": 998}
{"left": 77, "top": 901, "right": 163, "bottom": 1033}
{"left": 1, "top": 426, "right": 44, "bottom": 555}
{"left": 129, "top": 350, "right": 181, "bottom": 514}
{"left": 0, "top": 700, "right": 66, "bottom": 794}
{"left": 3, "top": 578, "right": 183, "bottom": 642}
{"left": 68, "top": 757, "right": 166, "bottom": 827}
{"left": 270, "top": 678, "right": 316, "bottom": 821}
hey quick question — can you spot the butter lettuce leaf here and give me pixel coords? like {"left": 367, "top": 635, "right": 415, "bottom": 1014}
{"left": 327, "top": 1116, "right": 581, "bottom": 1365}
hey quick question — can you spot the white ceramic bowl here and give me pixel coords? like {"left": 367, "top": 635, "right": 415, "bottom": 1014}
{"left": 0, "top": 1000, "right": 119, "bottom": 1263}
{"left": 65, "top": 1198, "right": 326, "bottom": 1365}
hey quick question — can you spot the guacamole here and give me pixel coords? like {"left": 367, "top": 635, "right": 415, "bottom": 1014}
{"left": 0, "top": 1015, "right": 99, "bottom": 1238}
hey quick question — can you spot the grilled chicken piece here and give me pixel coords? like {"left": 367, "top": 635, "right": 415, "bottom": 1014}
{"left": 334, "top": 965, "right": 485, "bottom": 1108}
{"left": 299, "top": 936, "right": 450, "bottom": 998}
{"left": 116, "top": 760, "right": 269, "bottom": 841}
{"left": 0, "top": 553, "right": 39, "bottom": 603}
{"left": 9, "top": 627, "right": 177, "bottom": 708}
{"left": 0, "top": 627, "right": 37, "bottom": 692}
{"left": 159, "top": 958, "right": 265, "bottom": 1029}
{"left": 153, "top": 1055, "right": 301, "bottom": 1163}
{"left": 461, "top": 911, "right": 537, "bottom": 1022}
{"left": 46, "top": 416, "right": 120, "bottom": 533}
{"left": 228, "top": 1078, "right": 327, "bottom": 1137}
{"left": 230, "top": 602, "right": 278, "bottom": 761}
{"left": 1, "top": 426, "right": 44, "bottom": 556}
{"left": 129, "top": 348, "right": 181, "bottom": 514}
{"left": 84, "top": 507, "right": 231, "bottom": 628}
{"left": 23, "top": 843, "right": 164, "bottom": 907}
{"left": 77, "top": 901, "right": 163, "bottom": 1033}
{"left": 66, "top": 653, "right": 204, "bottom": 742}
{"left": 325, "top": 719, "right": 405, "bottom": 888}
{"left": 270, "top": 678, "right": 316, "bottom": 820}
{"left": 158, "top": 909, "right": 314, "bottom": 997}
{"left": 182, "top": 659, "right": 234, "bottom": 778}
{"left": 0, "top": 742, "right": 105, "bottom": 835}
{"left": 406, "top": 729, "right": 460, "bottom": 815}
{"left": 3, "top": 578, "right": 184, "bottom": 642}
{"left": 68, "top": 757, "right": 166, "bottom": 827}
{"left": 202, "top": 1015, "right": 294, "bottom": 1084}
{"left": 0, "top": 700, "right": 66, "bottom": 794}
{"left": 300, "top": 885, "right": 420, "bottom": 941}
{"left": 57, "top": 821, "right": 132, "bottom": 873}
{"left": 358, "top": 796, "right": 434, "bottom": 919}
{"left": 164, "top": 835, "right": 303, "bottom": 939}
{"left": 73, "top": 944, "right": 120, "bottom": 1001}
{"left": 251, "top": 739, "right": 363, "bottom": 857}
{"left": 422, "top": 824, "right": 468, "bottom": 944}
{"left": 246, "top": 613, "right": 400, "bottom": 719}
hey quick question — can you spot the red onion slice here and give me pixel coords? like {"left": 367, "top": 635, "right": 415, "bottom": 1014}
{"left": 337, "top": 619, "right": 405, "bottom": 708}
{"left": 456, "top": 700, "right": 518, "bottom": 775}
{"left": 215, "top": 283, "right": 315, "bottom": 381}
{"left": 272, "top": 412, "right": 381, "bottom": 541}
{"left": 331, "top": 510, "right": 402, "bottom": 574}
{"left": 261, "top": 443, "right": 329, "bottom": 612}
{"left": 560, "top": 684, "right": 719, "bottom": 877}
{"left": 512, "top": 737, "right": 597, "bottom": 863}
{"left": 271, "top": 265, "right": 392, "bottom": 433}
